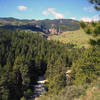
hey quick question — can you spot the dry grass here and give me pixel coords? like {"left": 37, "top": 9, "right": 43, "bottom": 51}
{"left": 50, "top": 29, "right": 100, "bottom": 48}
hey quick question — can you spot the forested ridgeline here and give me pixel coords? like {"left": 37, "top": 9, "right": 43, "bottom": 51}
{"left": 0, "top": 28, "right": 100, "bottom": 100}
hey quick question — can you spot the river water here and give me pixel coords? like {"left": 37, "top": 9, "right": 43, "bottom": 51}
{"left": 29, "top": 76, "right": 46, "bottom": 100}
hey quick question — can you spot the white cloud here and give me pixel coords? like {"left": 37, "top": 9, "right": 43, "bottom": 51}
{"left": 70, "top": 17, "right": 76, "bottom": 20}
{"left": 80, "top": 15, "right": 100, "bottom": 22}
{"left": 42, "top": 8, "right": 64, "bottom": 19}
{"left": 83, "top": 6, "right": 94, "bottom": 12}
{"left": 80, "top": 17, "right": 92, "bottom": 22}
{"left": 17, "top": 6, "right": 27, "bottom": 11}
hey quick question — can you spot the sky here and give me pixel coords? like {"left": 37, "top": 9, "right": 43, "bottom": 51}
{"left": 0, "top": 0, "right": 100, "bottom": 21}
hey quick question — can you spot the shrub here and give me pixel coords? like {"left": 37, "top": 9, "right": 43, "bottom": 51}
{"left": 97, "top": 39, "right": 100, "bottom": 45}
{"left": 91, "top": 21, "right": 96, "bottom": 27}
{"left": 79, "top": 22, "right": 87, "bottom": 29}
{"left": 85, "top": 27, "right": 91, "bottom": 34}
{"left": 24, "top": 89, "right": 32, "bottom": 98}
{"left": 89, "top": 39, "right": 96, "bottom": 45}
{"left": 94, "top": 25, "right": 100, "bottom": 35}
{"left": 20, "top": 96, "right": 27, "bottom": 100}
{"left": 45, "top": 83, "right": 49, "bottom": 91}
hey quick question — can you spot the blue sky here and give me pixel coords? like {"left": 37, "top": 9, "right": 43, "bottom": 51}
{"left": 0, "top": 0, "right": 99, "bottom": 21}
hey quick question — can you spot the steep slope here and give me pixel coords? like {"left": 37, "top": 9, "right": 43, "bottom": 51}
{"left": 36, "top": 78, "right": 100, "bottom": 100}
{"left": 0, "top": 18, "right": 80, "bottom": 35}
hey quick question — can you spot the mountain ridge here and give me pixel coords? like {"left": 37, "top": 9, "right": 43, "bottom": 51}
{"left": 0, "top": 17, "right": 80, "bottom": 35}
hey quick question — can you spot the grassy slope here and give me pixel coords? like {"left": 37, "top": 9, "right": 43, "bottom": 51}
{"left": 36, "top": 78, "right": 100, "bottom": 100}
{"left": 50, "top": 28, "right": 99, "bottom": 48}
{"left": 76, "top": 78, "right": 100, "bottom": 100}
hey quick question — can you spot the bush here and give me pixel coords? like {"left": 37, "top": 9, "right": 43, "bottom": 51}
{"left": 24, "top": 89, "right": 32, "bottom": 98}
{"left": 80, "top": 22, "right": 87, "bottom": 29}
{"left": 94, "top": 25, "right": 100, "bottom": 35}
{"left": 97, "top": 39, "right": 100, "bottom": 45}
{"left": 38, "top": 85, "right": 87, "bottom": 100}
{"left": 85, "top": 27, "right": 91, "bottom": 34}
{"left": 91, "top": 21, "right": 96, "bottom": 27}
{"left": 20, "top": 96, "right": 27, "bottom": 100}
{"left": 45, "top": 83, "right": 49, "bottom": 91}
{"left": 89, "top": 39, "right": 96, "bottom": 45}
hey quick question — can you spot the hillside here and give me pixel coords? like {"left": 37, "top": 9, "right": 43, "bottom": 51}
{"left": 0, "top": 18, "right": 80, "bottom": 35}
{"left": 36, "top": 78, "right": 100, "bottom": 100}
{"left": 0, "top": 24, "right": 100, "bottom": 100}
{"left": 49, "top": 28, "right": 100, "bottom": 48}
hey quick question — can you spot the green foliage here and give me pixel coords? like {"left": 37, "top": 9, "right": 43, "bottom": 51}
{"left": 37, "top": 85, "right": 87, "bottom": 100}
{"left": 51, "top": 29, "right": 96, "bottom": 48}
{"left": 0, "top": 29, "right": 76, "bottom": 99}
{"left": 90, "top": 0, "right": 100, "bottom": 10}
{"left": 97, "top": 39, "right": 100, "bottom": 45}
{"left": 20, "top": 96, "right": 27, "bottom": 100}
{"left": 24, "top": 89, "right": 32, "bottom": 98}
{"left": 91, "top": 21, "right": 96, "bottom": 27}
{"left": 89, "top": 39, "right": 100, "bottom": 46}
{"left": 38, "top": 78, "right": 100, "bottom": 100}
{"left": 79, "top": 21, "right": 87, "bottom": 29}
{"left": 79, "top": 22, "right": 100, "bottom": 41}
{"left": 85, "top": 27, "right": 91, "bottom": 34}
{"left": 45, "top": 56, "right": 67, "bottom": 95}
{"left": 47, "top": 73, "right": 66, "bottom": 95}
{"left": 0, "top": 28, "right": 100, "bottom": 100}
{"left": 71, "top": 47, "right": 100, "bottom": 85}
{"left": 79, "top": 22, "right": 100, "bottom": 46}
{"left": 94, "top": 24, "right": 100, "bottom": 35}
{"left": 89, "top": 39, "right": 97, "bottom": 45}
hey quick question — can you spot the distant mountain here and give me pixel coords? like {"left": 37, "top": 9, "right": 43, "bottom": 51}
{"left": 0, "top": 17, "right": 80, "bottom": 35}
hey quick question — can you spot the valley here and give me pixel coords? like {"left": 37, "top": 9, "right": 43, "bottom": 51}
{"left": 0, "top": 17, "right": 100, "bottom": 100}
{"left": 0, "top": 0, "right": 100, "bottom": 100}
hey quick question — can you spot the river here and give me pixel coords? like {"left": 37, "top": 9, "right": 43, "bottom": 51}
{"left": 29, "top": 76, "right": 46, "bottom": 100}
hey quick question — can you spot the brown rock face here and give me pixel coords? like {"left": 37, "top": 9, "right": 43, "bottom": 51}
{"left": 49, "top": 28, "right": 57, "bottom": 34}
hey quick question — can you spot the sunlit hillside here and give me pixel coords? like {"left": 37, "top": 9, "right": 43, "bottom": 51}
{"left": 50, "top": 28, "right": 100, "bottom": 48}
{"left": 34, "top": 78, "right": 100, "bottom": 100}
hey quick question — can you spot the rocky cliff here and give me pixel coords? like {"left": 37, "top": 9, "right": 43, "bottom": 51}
{"left": 0, "top": 18, "right": 80, "bottom": 35}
